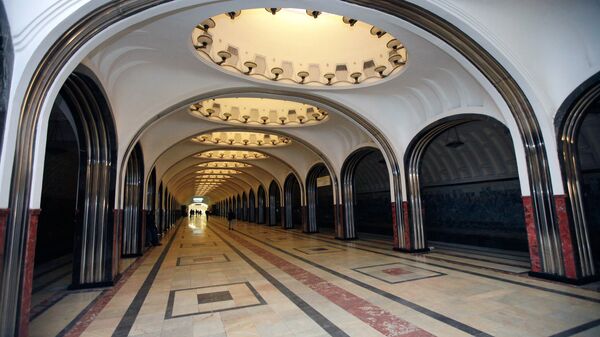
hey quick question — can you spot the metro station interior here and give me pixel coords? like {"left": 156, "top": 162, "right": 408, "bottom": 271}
{"left": 1, "top": 1, "right": 599, "bottom": 337}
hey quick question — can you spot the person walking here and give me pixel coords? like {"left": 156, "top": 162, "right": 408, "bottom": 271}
{"left": 205, "top": 210, "right": 210, "bottom": 222}
{"left": 227, "top": 209, "right": 235, "bottom": 230}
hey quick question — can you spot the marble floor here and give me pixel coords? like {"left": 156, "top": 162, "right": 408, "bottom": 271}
{"left": 30, "top": 216, "right": 600, "bottom": 337}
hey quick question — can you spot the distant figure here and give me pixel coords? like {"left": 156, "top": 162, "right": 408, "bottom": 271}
{"left": 227, "top": 210, "right": 235, "bottom": 230}
{"left": 205, "top": 210, "right": 210, "bottom": 222}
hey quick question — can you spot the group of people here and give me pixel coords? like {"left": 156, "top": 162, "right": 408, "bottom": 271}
{"left": 189, "top": 209, "right": 209, "bottom": 220}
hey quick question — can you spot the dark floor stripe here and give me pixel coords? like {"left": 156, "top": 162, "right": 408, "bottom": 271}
{"left": 219, "top": 222, "right": 491, "bottom": 337}
{"left": 269, "top": 226, "right": 600, "bottom": 303}
{"left": 548, "top": 318, "right": 600, "bottom": 337}
{"left": 209, "top": 227, "right": 350, "bottom": 337}
{"left": 111, "top": 222, "right": 181, "bottom": 337}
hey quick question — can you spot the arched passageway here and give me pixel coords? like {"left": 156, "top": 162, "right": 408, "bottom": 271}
{"left": 342, "top": 148, "right": 393, "bottom": 238}
{"left": 122, "top": 144, "right": 144, "bottom": 257}
{"left": 248, "top": 189, "right": 256, "bottom": 222}
{"left": 284, "top": 174, "right": 302, "bottom": 229}
{"left": 557, "top": 77, "right": 600, "bottom": 278}
{"left": 269, "top": 181, "right": 281, "bottom": 226}
{"left": 257, "top": 186, "right": 266, "bottom": 224}
{"left": 306, "top": 164, "right": 335, "bottom": 233}
{"left": 33, "top": 71, "right": 118, "bottom": 302}
{"left": 413, "top": 118, "right": 527, "bottom": 253}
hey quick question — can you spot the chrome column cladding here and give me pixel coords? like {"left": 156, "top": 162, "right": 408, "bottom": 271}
{"left": 61, "top": 72, "right": 117, "bottom": 286}
{"left": 341, "top": 148, "right": 378, "bottom": 240}
{"left": 249, "top": 189, "right": 256, "bottom": 222}
{"left": 556, "top": 79, "right": 600, "bottom": 278}
{"left": 344, "top": 0, "right": 561, "bottom": 274}
{"left": 284, "top": 174, "right": 301, "bottom": 229}
{"left": 257, "top": 185, "right": 266, "bottom": 224}
{"left": 306, "top": 163, "right": 335, "bottom": 234}
{"left": 122, "top": 144, "right": 144, "bottom": 256}
{"left": 269, "top": 180, "right": 281, "bottom": 226}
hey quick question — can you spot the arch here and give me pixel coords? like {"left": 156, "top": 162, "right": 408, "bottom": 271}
{"left": 0, "top": 0, "right": 569, "bottom": 333}
{"left": 122, "top": 143, "right": 144, "bottom": 256}
{"left": 284, "top": 173, "right": 302, "bottom": 229}
{"left": 24, "top": 69, "right": 119, "bottom": 334}
{"left": 341, "top": 147, "right": 393, "bottom": 239}
{"left": 248, "top": 189, "right": 256, "bottom": 222}
{"left": 555, "top": 72, "right": 600, "bottom": 280}
{"left": 405, "top": 115, "right": 528, "bottom": 256}
{"left": 306, "top": 163, "right": 336, "bottom": 234}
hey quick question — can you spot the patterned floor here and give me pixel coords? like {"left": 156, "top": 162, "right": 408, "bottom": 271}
{"left": 29, "top": 216, "right": 600, "bottom": 337}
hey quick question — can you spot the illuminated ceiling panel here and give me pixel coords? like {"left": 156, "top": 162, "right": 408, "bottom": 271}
{"left": 189, "top": 97, "right": 328, "bottom": 126}
{"left": 191, "top": 8, "right": 407, "bottom": 87}
{"left": 195, "top": 150, "right": 267, "bottom": 160}
{"left": 191, "top": 131, "right": 291, "bottom": 147}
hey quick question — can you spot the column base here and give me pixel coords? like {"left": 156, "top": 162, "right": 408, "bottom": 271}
{"left": 393, "top": 247, "right": 431, "bottom": 254}
{"left": 121, "top": 253, "right": 143, "bottom": 258}
{"left": 335, "top": 236, "right": 359, "bottom": 241}
{"left": 303, "top": 230, "right": 318, "bottom": 234}
{"left": 69, "top": 280, "right": 116, "bottom": 290}
{"left": 528, "top": 271, "right": 600, "bottom": 285}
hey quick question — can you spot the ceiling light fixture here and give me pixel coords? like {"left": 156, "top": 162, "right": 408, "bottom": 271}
{"left": 191, "top": 8, "right": 407, "bottom": 87}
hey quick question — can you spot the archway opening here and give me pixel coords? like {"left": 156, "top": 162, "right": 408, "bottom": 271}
{"left": 307, "top": 164, "right": 334, "bottom": 233}
{"left": 34, "top": 96, "right": 79, "bottom": 296}
{"left": 577, "top": 99, "right": 600, "bottom": 272}
{"left": 343, "top": 148, "right": 393, "bottom": 238}
{"left": 269, "top": 181, "right": 281, "bottom": 226}
{"left": 419, "top": 120, "right": 528, "bottom": 254}
{"left": 31, "top": 72, "right": 118, "bottom": 336}
{"left": 284, "top": 174, "right": 302, "bottom": 229}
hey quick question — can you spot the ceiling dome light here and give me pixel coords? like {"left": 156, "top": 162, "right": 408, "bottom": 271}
{"left": 191, "top": 131, "right": 291, "bottom": 147}
{"left": 191, "top": 8, "right": 407, "bottom": 87}
{"left": 188, "top": 97, "right": 329, "bottom": 127}
{"left": 195, "top": 150, "right": 268, "bottom": 160}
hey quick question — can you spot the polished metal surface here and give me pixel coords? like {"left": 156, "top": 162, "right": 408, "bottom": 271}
{"left": 122, "top": 144, "right": 144, "bottom": 256}
{"left": 306, "top": 163, "right": 332, "bottom": 233}
{"left": 341, "top": 147, "right": 380, "bottom": 240}
{"left": 557, "top": 82, "right": 600, "bottom": 277}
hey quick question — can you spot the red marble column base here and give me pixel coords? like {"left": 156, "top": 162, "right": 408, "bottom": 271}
{"left": 522, "top": 196, "right": 542, "bottom": 273}
{"left": 402, "top": 201, "right": 411, "bottom": 251}
{"left": 19, "top": 209, "right": 41, "bottom": 337}
{"left": 0, "top": 208, "right": 8, "bottom": 273}
{"left": 394, "top": 202, "right": 429, "bottom": 253}
{"left": 554, "top": 195, "right": 577, "bottom": 279}
{"left": 391, "top": 202, "right": 399, "bottom": 249}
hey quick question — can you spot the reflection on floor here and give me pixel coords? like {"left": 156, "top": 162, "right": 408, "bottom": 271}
{"left": 32, "top": 216, "right": 600, "bottom": 337}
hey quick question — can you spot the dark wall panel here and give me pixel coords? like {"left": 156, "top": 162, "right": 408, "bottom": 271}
{"left": 422, "top": 179, "right": 527, "bottom": 251}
